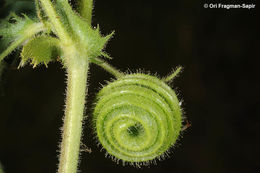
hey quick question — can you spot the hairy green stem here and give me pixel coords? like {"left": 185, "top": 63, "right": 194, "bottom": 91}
{"left": 50, "top": 0, "right": 93, "bottom": 172}
{"left": 58, "top": 52, "right": 89, "bottom": 173}
{"left": 94, "top": 58, "right": 124, "bottom": 78}
{"left": 39, "top": 0, "right": 72, "bottom": 44}
{"left": 79, "top": 0, "right": 93, "bottom": 24}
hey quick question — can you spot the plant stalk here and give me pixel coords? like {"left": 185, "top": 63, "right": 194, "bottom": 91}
{"left": 94, "top": 58, "right": 124, "bottom": 78}
{"left": 79, "top": 0, "right": 93, "bottom": 24}
{"left": 58, "top": 52, "right": 89, "bottom": 173}
{"left": 39, "top": 0, "right": 72, "bottom": 44}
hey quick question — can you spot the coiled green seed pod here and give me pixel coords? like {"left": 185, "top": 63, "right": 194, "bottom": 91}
{"left": 93, "top": 73, "right": 182, "bottom": 164}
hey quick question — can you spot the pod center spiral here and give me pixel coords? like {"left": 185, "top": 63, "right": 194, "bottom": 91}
{"left": 127, "top": 123, "right": 144, "bottom": 137}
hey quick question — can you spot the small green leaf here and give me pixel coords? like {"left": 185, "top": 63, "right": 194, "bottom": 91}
{"left": 20, "top": 35, "right": 61, "bottom": 68}
{"left": 83, "top": 27, "right": 114, "bottom": 59}
{"left": 0, "top": 13, "right": 46, "bottom": 62}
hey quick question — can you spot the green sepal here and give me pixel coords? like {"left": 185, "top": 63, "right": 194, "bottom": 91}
{"left": 20, "top": 35, "right": 61, "bottom": 68}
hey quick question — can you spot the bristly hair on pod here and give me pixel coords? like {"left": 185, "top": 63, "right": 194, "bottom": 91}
{"left": 91, "top": 70, "right": 185, "bottom": 167}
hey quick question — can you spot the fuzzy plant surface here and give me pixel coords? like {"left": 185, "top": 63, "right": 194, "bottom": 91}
{"left": 0, "top": 0, "right": 185, "bottom": 172}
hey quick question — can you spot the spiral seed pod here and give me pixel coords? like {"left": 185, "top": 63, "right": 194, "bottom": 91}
{"left": 93, "top": 73, "right": 182, "bottom": 164}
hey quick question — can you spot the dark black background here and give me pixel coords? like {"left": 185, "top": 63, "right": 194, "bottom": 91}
{"left": 0, "top": 0, "right": 258, "bottom": 173}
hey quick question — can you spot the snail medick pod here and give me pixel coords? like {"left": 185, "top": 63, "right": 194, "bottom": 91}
{"left": 93, "top": 73, "right": 182, "bottom": 164}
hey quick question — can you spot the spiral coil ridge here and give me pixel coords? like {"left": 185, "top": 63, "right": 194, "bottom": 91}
{"left": 93, "top": 73, "right": 182, "bottom": 163}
